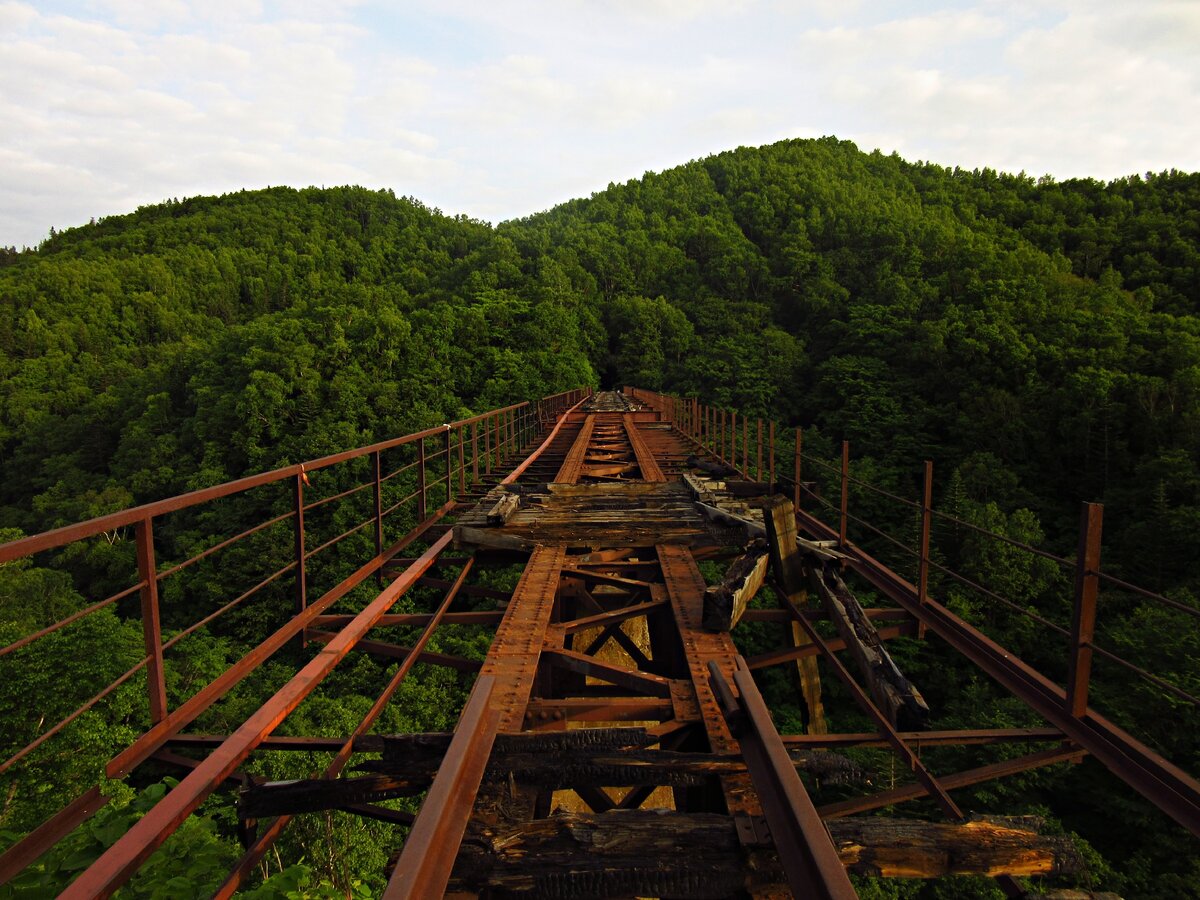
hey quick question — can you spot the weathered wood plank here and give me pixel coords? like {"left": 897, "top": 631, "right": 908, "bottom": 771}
{"left": 762, "top": 496, "right": 827, "bottom": 735}
{"left": 702, "top": 538, "right": 769, "bottom": 632}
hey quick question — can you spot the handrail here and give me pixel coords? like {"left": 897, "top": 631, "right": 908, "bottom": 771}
{"left": 631, "top": 385, "right": 1199, "bottom": 766}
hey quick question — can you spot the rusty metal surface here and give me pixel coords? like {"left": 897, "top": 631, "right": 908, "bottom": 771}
{"left": 59, "top": 531, "right": 456, "bottom": 900}
{"left": 480, "top": 544, "right": 568, "bottom": 730}
{"left": 657, "top": 544, "right": 762, "bottom": 817}
{"left": 624, "top": 417, "right": 666, "bottom": 482}
{"left": 10, "top": 385, "right": 1193, "bottom": 894}
{"left": 382, "top": 677, "right": 502, "bottom": 900}
{"left": 555, "top": 413, "right": 596, "bottom": 483}
{"left": 712, "top": 659, "right": 858, "bottom": 899}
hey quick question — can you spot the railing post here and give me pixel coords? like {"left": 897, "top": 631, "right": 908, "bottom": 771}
{"left": 443, "top": 426, "right": 453, "bottom": 505}
{"left": 742, "top": 416, "right": 749, "bottom": 477}
{"left": 471, "top": 421, "right": 479, "bottom": 484}
{"left": 839, "top": 440, "right": 849, "bottom": 547}
{"left": 729, "top": 410, "right": 735, "bottom": 466}
{"left": 293, "top": 473, "right": 308, "bottom": 649}
{"left": 793, "top": 428, "right": 802, "bottom": 509}
{"left": 757, "top": 419, "right": 763, "bottom": 481}
{"left": 483, "top": 416, "right": 492, "bottom": 475}
{"left": 134, "top": 517, "right": 167, "bottom": 724}
{"left": 1068, "top": 502, "right": 1104, "bottom": 717}
{"left": 373, "top": 450, "right": 384, "bottom": 558}
{"left": 417, "top": 437, "right": 427, "bottom": 521}
{"left": 457, "top": 427, "right": 466, "bottom": 495}
{"left": 769, "top": 421, "right": 776, "bottom": 488}
{"left": 918, "top": 460, "right": 933, "bottom": 640}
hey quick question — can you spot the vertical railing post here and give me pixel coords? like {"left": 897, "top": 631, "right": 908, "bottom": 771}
{"left": 757, "top": 419, "right": 763, "bottom": 481}
{"left": 471, "top": 421, "right": 479, "bottom": 484}
{"left": 417, "top": 437, "right": 427, "bottom": 521}
{"left": 1068, "top": 502, "right": 1104, "bottom": 717}
{"left": 730, "top": 410, "right": 736, "bottom": 468}
{"left": 742, "top": 417, "right": 749, "bottom": 477}
{"left": 793, "top": 428, "right": 802, "bottom": 509}
{"left": 443, "top": 425, "right": 453, "bottom": 505}
{"left": 457, "top": 426, "right": 466, "bottom": 495}
{"left": 293, "top": 473, "right": 308, "bottom": 649}
{"left": 373, "top": 450, "right": 384, "bottom": 557}
{"left": 373, "top": 451, "right": 385, "bottom": 587}
{"left": 839, "top": 440, "right": 850, "bottom": 547}
{"left": 918, "top": 460, "right": 933, "bottom": 639}
{"left": 769, "top": 421, "right": 776, "bottom": 489}
{"left": 483, "top": 416, "right": 492, "bottom": 475}
{"left": 134, "top": 516, "right": 168, "bottom": 724}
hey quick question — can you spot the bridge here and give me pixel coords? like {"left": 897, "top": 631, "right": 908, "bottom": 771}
{"left": 1, "top": 388, "right": 1197, "bottom": 897}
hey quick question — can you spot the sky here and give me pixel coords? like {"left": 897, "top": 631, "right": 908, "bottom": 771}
{"left": 2, "top": 0, "right": 1199, "bottom": 249}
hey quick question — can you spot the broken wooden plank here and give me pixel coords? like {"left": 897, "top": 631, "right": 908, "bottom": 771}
{"left": 810, "top": 563, "right": 931, "bottom": 731}
{"left": 762, "top": 496, "right": 827, "bottom": 735}
{"left": 445, "top": 810, "right": 1083, "bottom": 895}
{"left": 702, "top": 538, "right": 770, "bottom": 632}
{"left": 485, "top": 492, "right": 520, "bottom": 525}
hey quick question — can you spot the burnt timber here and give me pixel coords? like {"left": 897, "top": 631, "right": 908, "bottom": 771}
{"left": 3, "top": 386, "right": 1198, "bottom": 897}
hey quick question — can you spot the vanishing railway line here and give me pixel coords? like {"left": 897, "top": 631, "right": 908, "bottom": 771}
{"left": 1, "top": 388, "right": 1197, "bottom": 897}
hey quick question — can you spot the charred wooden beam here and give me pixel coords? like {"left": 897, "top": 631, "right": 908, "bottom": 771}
{"left": 686, "top": 455, "right": 738, "bottom": 478}
{"left": 445, "top": 810, "right": 1083, "bottom": 896}
{"left": 702, "top": 537, "right": 769, "bottom": 632}
{"left": 809, "top": 563, "right": 931, "bottom": 731}
{"left": 238, "top": 731, "right": 869, "bottom": 819}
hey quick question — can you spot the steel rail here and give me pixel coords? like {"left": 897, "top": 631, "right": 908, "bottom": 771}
{"left": 154, "top": 511, "right": 294, "bottom": 582}
{"left": 160, "top": 561, "right": 297, "bottom": 652}
{"left": 709, "top": 659, "right": 857, "bottom": 899}
{"left": 0, "top": 581, "right": 144, "bottom": 658}
{"left": 59, "top": 530, "right": 455, "bottom": 900}
{"left": 213, "top": 558, "right": 476, "bottom": 897}
{"left": 0, "top": 397, "right": 562, "bottom": 564}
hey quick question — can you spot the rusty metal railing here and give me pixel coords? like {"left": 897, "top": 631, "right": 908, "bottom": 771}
{"left": 629, "top": 386, "right": 1200, "bottom": 835}
{"left": 0, "top": 386, "right": 590, "bottom": 887}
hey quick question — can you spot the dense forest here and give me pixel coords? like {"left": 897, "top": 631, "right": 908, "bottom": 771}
{"left": 1, "top": 137, "right": 1198, "bottom": 897}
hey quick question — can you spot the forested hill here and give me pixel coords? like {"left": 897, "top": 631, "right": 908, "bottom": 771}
{"left": 3, "top": 137, "right": 1198, "bottom": 579}
{"left": 3, "top": 136, "right": 1200, "bottom": 897}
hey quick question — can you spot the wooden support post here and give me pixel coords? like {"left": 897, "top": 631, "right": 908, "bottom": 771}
{"left": 135, "top": 517, "right": 168, "bottom": 724}
{"left": 839, "top": 440, "right": 850, "bottom": 547}
{"left": 1068, "top": 503, "right": 1103, "bottom": 717}
{"left": 763, "top": 497, "right": 826, "bottom": 734}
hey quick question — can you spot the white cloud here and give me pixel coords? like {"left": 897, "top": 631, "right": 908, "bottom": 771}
{"left": 0, "top": 1, "right": 1198, "bottom": 248}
